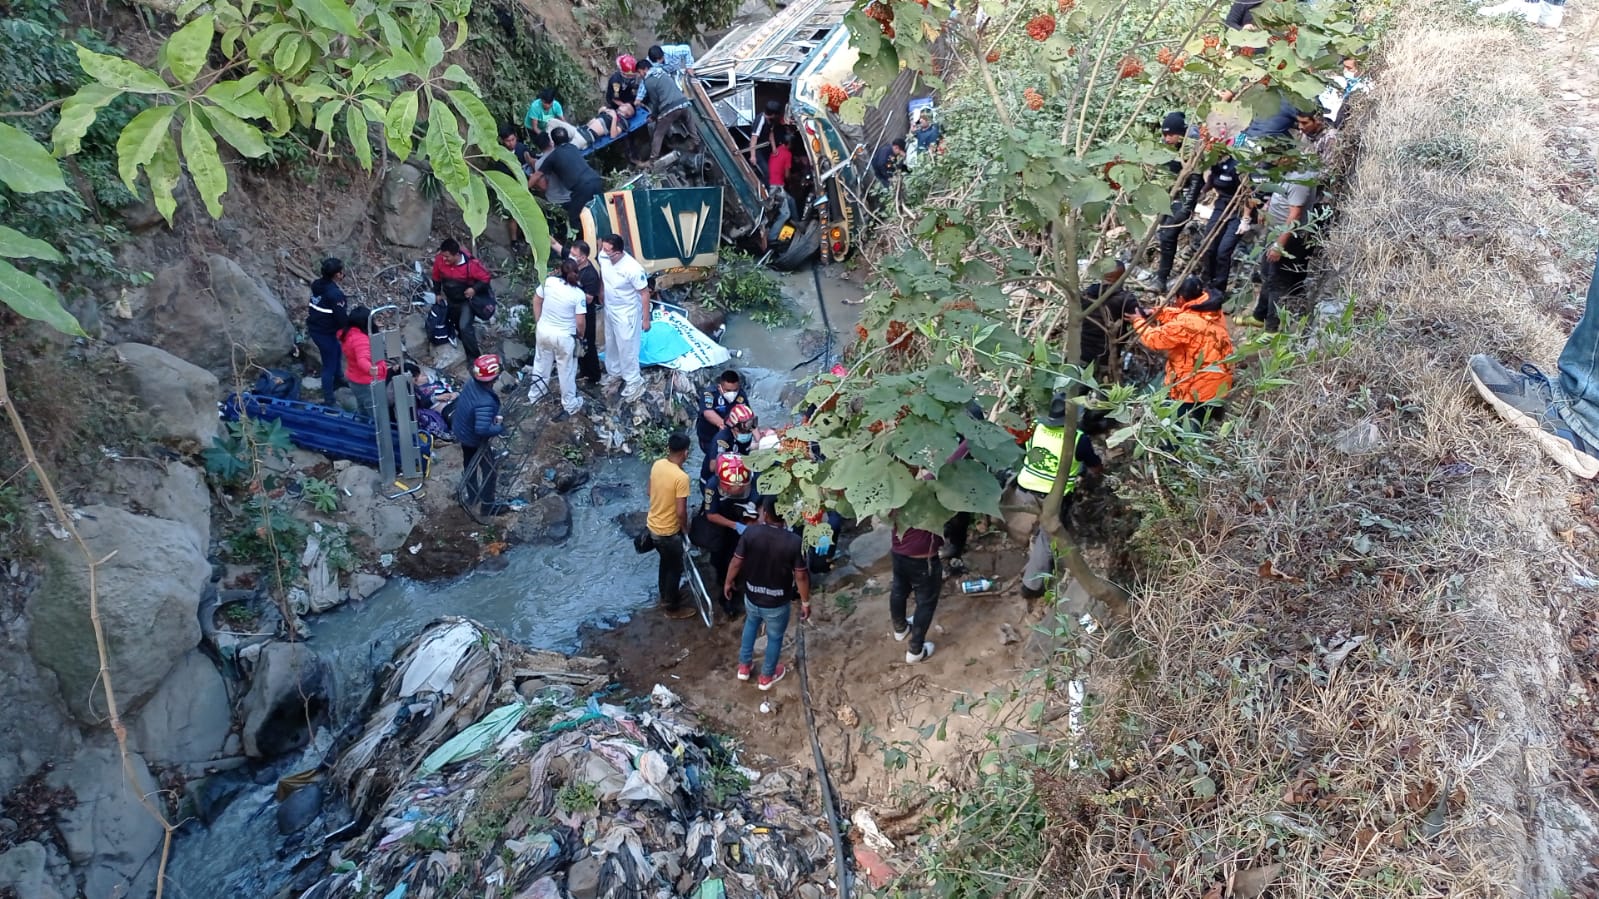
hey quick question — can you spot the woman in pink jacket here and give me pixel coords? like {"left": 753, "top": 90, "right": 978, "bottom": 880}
{"left": 339, "top": 306, "right": 388, "bottom": 419}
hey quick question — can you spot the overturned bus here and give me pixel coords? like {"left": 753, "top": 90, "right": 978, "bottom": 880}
{"left": 683, "top": 0, "right": 925, "bottom": 270}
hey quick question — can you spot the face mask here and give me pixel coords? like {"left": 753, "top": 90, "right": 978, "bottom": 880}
{"left": 721, "top": 390, "right": 738, "bottom": 402}
{"left": 735, "top": 432, "right": 753, "bottom": 446}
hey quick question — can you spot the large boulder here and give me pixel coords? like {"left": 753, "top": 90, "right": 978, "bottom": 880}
{"left": 48, "top": 744, "right": 164, "bottom": 899}
{"left": 337, "top": 465, "right": 419, "bottom": 552}
{"left": 113, "top": 343, "right": 221, "bottom": 449}
{"left": 207, "top": 254, "right": 296, "bottom": 365}
{"left": 29, "top": 506, "right": 211, "bottom": 724}
{"left": 114, "top": 256, "right": 295, "bottom": 373}
{"left": 239, "top": 641, "right": 329, "bottom": 759}
{"left": 91, "top": 460, "right": 211, "bottom": 543}
{"left": 130, "top": 650, "right": 233, "bottom": 766}
{"left": 381, "top": 163, "right": 435, "bottom": 248}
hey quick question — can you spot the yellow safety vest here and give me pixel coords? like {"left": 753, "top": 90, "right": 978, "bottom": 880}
{"left": 1016, "top": 425, "right": 1083, "bottom": 495}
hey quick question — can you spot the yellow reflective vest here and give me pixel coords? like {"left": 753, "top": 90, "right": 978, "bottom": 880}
{"left": 1017, "top": 425, "right": 1083, "bottom": 495}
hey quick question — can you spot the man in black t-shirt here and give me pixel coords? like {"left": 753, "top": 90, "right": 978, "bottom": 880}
{"left": 539, "top": 128, "right": 605, "bottom": 228}
{"left": 553, "top": 237, "right": 605, "bottom": 382}
{"left": 726, "top": 497, "right": 810, "bottom": 690}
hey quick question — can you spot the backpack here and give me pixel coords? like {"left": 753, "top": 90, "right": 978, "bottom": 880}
{"left": 470, "top": 286, "right": 497, "bottom": 322}
{"left": 254, "top": 368, "right": 301, "bottom": 401}
{"left": 426, "top": 300, "right": 452, "bottom": 345}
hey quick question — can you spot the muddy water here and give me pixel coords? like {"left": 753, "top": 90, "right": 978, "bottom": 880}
{"left": 164, "top": 262, "right": 859, "bottom": 895}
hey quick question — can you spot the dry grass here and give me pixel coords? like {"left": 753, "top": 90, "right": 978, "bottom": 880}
{"left": 1024, "top": 9, "right": 1599, "bottom": 899}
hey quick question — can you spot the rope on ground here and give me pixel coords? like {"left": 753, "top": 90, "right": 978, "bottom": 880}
{"left": 796, "top": 626, "right": 852, "bottom": 898}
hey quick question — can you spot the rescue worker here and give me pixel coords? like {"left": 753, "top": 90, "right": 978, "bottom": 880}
{"left": 337, "top": 305, "right": 387, "bottom": 420}
{"left": 453, "top": 355, "right": 509, "bottom": 516}
{"left": 306, "top": 256, "right": 350, "bottom": 404}
{"left": 1001, "top": 394, "right": 1105, "bottom": 599}
{"left": 637, "top": 58, "right": 696, "bottom": 161}
{"left": 697, "top": 371, "right": 747, "bottom": 457}
{"left": 702, "top": 453, "right": 757, "bottom": 620}
{"left": 1129, "top": 276, "right": 1235, "bottom": 424}
{"left": 1154, "top": 112, "right": 1204, "bottom": 294}
{"left": 598, "top": 233, "right": 651, "bottom": 402}
{"left": 430, "top": 238, "right": 493, "bottom": 360}
{"left": 702, "top": 403, "right": 757, "bottom": 480}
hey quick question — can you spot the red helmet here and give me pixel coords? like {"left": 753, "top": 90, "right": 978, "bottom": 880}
{"left": 716, "top": 453, "right": 752, "bottom": 497}
{"left": 725, "top": 404, "right": 755, "bottom": 427}
{"left": 617, "top": 54, "right": 637, "bottom": 75}
{"left": 472, "top": 355, "right": 501, "bottom": 381}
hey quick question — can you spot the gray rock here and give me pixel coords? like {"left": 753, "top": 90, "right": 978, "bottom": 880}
{"left": 207, "top": 255, "right": 296, "bottom": 366}
{"left": 239, "top": 641, "right": 328, "bottom": 759}
{"left": 0, "top": 841, "right": 63, "bottom": 899}
{"left": 187, "top": 770, "right": 251, "bottom": 825}
{"left": 351, "top": 573, "right": 387, "bottom": 600}
{"left": 92, "top": 459, "right": 210, "bottom": 544}
{"left": 113, "top": 343, "right": 220, "bottom": 449}
{"left": 845, "top": 522, "right": 894, "bottom": 570}
{"left": 130, "top": 650, "right": 233, "bottom": 766}
{"left": 29, "top": 506, "right": 210, "bottom": 723}
{"left": 114, "top": 257, "right": 294, "bottom": 373}
{"left": 509, "top": 494, "right": 571, "bottom": 545}
{"left": 380, "top": 163, "right": 435, "bottom": 248}
{"left": 48, "top": 744, "right": 163, "bottom": 899}
{"left": 567, "top": 855, "right": 602, "bottom": 899}
{"left": 589, "top": 484, "right": 632, "bottom": 506}
{"left": 337, "top": 466, "right": 420, "bottom": 552}
{"left": 276, "top": 782, "right": 323, "bottom": 835}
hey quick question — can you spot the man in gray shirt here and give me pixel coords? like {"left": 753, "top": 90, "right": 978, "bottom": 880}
{"left": 638, "top": 59, "right": 697, "bottom": 162}
{"left": 1245, "top": 155, "right": 1317, "bottom": 330}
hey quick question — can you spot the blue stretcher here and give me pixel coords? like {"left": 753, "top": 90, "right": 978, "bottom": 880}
{"left": 582, "top": 105, "right": 652, "bottom": 156}
{"left": 222, "top": 393, "right": 433, "bottom": 471}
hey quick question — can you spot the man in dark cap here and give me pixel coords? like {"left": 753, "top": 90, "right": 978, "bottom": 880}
{"left": 1154, "top": 111, "right": 1204, "bottom": 293}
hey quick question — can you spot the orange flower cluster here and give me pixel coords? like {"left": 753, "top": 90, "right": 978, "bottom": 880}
{"left": 886, "top": 320, "right": 913, "bottom": 348}
{"left": 1168, "top": 53, "right": 1187, "bottom": 73}
{"left": 1025, "top": 13, "right": 1056, "bottom": 40}
{"left": 986, "top": 48, "right": 1001, "bottom": 63}
{"left": 1155, "top": 47, "right": 1174, "bottom": 65}
{"left": 1057, "top": 0, "right": 1075, "bottom": 9}
{"left": 1238, "top": 45, "right": 1256, "bottom": 57}
{"left": 1118, "top": 55, "right": 1143, "bottom": 78}
{"left": 818, "top": 84, "right": 849, "bottom": 113}
{"left": 1285, "top": 25, "right": 1299, "bottom": 43}
{"left": 1202, "top": 34, "right": 1221, "bottom": 51}
{"left": 1023, "top": 87, "right": 1045, "bottom": 110}
{"left": 864, "top": 2, "right": 895, "bottom": 38}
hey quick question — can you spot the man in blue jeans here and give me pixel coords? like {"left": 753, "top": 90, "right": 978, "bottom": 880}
{"left": 726, "top": 496, "right": 811, "bottom": 691}
{"left": 1469, "top": 247, "right": 1599, "bottom": 479}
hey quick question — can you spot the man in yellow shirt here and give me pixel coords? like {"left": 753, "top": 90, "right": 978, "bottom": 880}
{"left": 647, "top": 433, "right": 696, "bottom": 618}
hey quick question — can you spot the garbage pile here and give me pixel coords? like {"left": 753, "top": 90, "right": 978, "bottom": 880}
{"left": 300, "top": 618, "right": 839, "bottom": 898}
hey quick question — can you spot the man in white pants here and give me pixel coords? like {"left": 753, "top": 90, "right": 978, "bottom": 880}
{"left": 527, "top": 259, "right": 587, "bottom": 420}
{"left": 598, "top": 233, "right": 652, "bottom": 402}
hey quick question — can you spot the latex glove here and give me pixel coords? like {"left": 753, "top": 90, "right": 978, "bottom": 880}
{"left": 734, "top": 523, "right": 747, "bottom": 535}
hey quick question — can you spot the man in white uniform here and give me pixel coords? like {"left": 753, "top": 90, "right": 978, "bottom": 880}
{"left": 527, "top": 258, "right": 587, "bottom": 420}
{"left": 598, "top": 233, "right": 652, "bottom": 401}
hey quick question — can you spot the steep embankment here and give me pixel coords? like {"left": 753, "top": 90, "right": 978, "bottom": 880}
{"left": 1092, "top": 7, "right": 1599, "bottom": 897}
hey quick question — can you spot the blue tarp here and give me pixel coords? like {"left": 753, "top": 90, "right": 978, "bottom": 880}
{"left": 640, "top": 315, "right": 693, "bottom": 365}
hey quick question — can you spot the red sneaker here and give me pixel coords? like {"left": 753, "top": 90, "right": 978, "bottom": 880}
{"left": 757, "top": 664, "right": 787, "bottom": 691}
{"left": 736, "top": 663, "right": 752, "bottom": 681}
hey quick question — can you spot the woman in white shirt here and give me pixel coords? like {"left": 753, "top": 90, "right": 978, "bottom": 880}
{"left": 526, "top": 259, "right": 588, "bottom": 419}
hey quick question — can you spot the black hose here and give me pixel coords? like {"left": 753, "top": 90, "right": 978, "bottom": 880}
{"left": 796, "top": 627, "right": 852, "bottom": 897}
{"left": 811, "top": 262, "right": 836, "bottom": 371}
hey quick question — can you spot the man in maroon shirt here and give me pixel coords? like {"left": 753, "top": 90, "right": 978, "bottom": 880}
{"left": 889, "top": 524, "right": 943, "bottom": 663}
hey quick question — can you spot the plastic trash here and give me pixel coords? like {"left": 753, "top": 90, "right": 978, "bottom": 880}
{"left": 418, "top": 702, "right": 527, "bottom": 776}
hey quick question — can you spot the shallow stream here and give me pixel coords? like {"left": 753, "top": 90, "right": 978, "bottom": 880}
{"left": 163, "top": 264, "right": 862, "bottom": 895}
